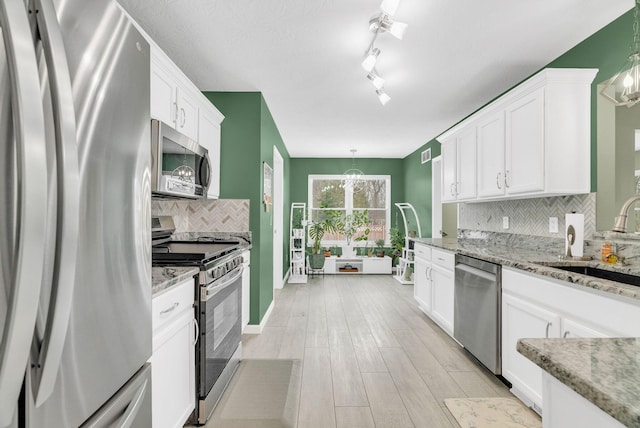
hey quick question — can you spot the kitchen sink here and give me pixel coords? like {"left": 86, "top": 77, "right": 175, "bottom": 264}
{"left": 545, "top": 264, "right": 640, "bottom": 287}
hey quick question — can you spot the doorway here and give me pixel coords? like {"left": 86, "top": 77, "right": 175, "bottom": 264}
{"left": 273, "top": 147, "right": 284, "bottom": 289}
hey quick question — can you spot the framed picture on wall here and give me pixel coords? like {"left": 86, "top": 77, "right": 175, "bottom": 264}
{"left": 263, "top": 161, "right": 273, "bottom": 212}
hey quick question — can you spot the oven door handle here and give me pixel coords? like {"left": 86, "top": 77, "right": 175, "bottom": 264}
{"left": 205, "top": 265, "right": 244, "bottom": 300}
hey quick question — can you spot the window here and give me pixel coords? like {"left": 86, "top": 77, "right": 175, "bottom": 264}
{"left": 308, "top": 175, "right": 391, "bottom": 245}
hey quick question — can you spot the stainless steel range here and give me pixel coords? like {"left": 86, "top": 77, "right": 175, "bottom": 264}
{"left": 152, "top": 216, "right": 244, "bottom": 425}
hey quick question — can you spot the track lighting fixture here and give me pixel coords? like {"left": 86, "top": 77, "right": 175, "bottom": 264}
{"left": 362, "top": 0, "right": 407, "bottom": 105}
{"left": 367, "top": 71, "right": 385, "bottom": 90}
{"left": 376, "top": 89, "right": 390, "bottom": 106}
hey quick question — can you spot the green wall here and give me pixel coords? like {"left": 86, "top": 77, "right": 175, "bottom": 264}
{"left": 203, "top": 92, "right": 291, "bottom": 325}
{"left": 290, "top": 158, "right": 405, "bottom": 232}
{"left": 402, "top": 7, "right": 634, "bottom": 230}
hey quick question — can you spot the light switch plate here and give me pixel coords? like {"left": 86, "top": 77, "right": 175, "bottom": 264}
{"left": 503, "top": 216, "right": 509, "bottom": 229}
{"left": 549, "top": 217, "right": 559, "bottom": 233}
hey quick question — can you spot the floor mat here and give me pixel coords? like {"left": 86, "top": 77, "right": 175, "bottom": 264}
{"left": 444, "top": 397, "right": 541, "bottom": 428}
{"left": 206, "top": 359, "right": 302, "bottom": 428}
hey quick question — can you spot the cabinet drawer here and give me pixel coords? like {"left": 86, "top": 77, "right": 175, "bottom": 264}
{"left": 414, "top": 243, "right": 431, "bottom": 261}
{"left": 152, "top": 278, "right": 195, "bottom": 333}
{"left": 432, "top": 248, "right": 454, "bottom": 270}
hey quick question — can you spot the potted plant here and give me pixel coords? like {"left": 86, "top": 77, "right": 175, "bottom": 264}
{"left": 375, "top": 239, "right": 386, "bottom": 257}
{"left": 389, "top": 227, "right": 405, "bottom": 266}
{"left": 333, "top": 210, "right": 369, "bottom": 258}
{"left": 308, "top": 215, "right": 337, "bottom": 270}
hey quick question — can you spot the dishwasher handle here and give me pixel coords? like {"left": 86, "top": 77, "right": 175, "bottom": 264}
{"left": 455, "top": 263, "right": 497, "bottom": 282}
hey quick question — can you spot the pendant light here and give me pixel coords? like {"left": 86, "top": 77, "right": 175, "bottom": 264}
{"left": 342, "top": 149, "right": 365, "bottom": 193}
{"left": 602, "top": 0, "right": 640, "bottom": 107}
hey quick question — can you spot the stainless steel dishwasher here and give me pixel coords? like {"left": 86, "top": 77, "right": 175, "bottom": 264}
{"left": 454, "top": 254, "right": 502, "bottom": 375}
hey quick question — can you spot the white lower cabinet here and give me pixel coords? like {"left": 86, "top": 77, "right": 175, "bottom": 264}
{"left": 413, "top": 244, "right": 454, "bottom": 337}
{"left": 150, "top": 278, "right": 196, "bottom": 428}
{"left": 430, "top": 262, "right": 455, "bottom": 336}
{"left": 413, "top": 243, "right": 432, "bottom": 314}
{"left": 501, "top": 267, "right": 640, "bottom": 414}
{"left": 542, "top": 372, "right": 625, "bottom": 428}
{"left": 502, "top": 293, "right": 560, "bottom": 411}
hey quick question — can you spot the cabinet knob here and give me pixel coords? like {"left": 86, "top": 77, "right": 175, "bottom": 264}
{"left": 496, "top": 172, "right": 502, "bottom": 190}
{"left": 545, "top": 321, "right": 552, "bottom": 338}
{"left": 505, "top": 170, "right": 511, "bottom": 188}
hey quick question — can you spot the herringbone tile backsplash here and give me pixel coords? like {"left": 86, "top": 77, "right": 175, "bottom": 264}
{"left": 458, "top": 193, "right": 596, "bottom": 238}
{"left": 152, "top": 199, "right": 250, "bottom": 233}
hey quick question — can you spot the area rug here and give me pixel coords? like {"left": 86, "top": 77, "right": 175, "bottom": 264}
{"left": 444, "top": 397, "right": 541, "bottom": 428}
{"left": 206, "top": 359, "right": 302, "bottom": 428}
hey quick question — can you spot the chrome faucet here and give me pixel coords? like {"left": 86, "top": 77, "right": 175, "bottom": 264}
{"left": 611, "top": 194, "right": 640, "bottom": 232}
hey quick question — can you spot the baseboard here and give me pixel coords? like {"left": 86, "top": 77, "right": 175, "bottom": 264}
{"left": 242, "top": 300, "right": 274, "bottom": 335}
{"left": 283, "top": 268, "right": 291, "bottom": 284}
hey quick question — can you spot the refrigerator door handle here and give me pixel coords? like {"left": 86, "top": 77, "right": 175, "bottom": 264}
{"left": 29, "top": 0, "right": 80, "bottom": 408}
{"left": 115, "top": 379, "right": 148, "bottom": 428}
{"left": 0, "top": 1, "right": 49, "bottom": 426}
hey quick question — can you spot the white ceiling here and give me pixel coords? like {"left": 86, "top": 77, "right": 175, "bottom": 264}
{"left": 117, "top": 0, "right": 632, "bottom": 159}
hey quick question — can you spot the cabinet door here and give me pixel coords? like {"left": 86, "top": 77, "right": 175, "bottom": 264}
{"left": 430, "top": 264, "right": 454, "bottom": 336}
{"left": 456, "top": 127, "right": 477, "bottom": 200}
{"left": 505, "top": 88, "right": 544, "bottom": 195}
{"left": 477, "top": 111, "right": 506, "bottom": 198}
{"left": 151, "top": 311, "right": 195, "bottom": 428}
{"left": 176, "top": 88, "right": 199, "bottom": 141}
{"left": 502, "top": 293, "right": 560, "bottom": 411}
{"left": 150, "top": 61, "right": 176, "bottom": 126}
{"left": 562, "top": 318, "right": 610, "bottom": 339}
{"left": 199, "top": 110, "right": 221, "bottom": 199}
{"left": 413, "top": 258, "right": 432, "bottom": 314}
{"left": 441, "top": 142, "right": 457, "bottom": 202}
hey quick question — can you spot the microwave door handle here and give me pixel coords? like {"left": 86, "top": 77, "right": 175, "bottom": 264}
{"left": 30, "top": 0, "right": 81, "bottom": 408}
{"left": 0, "top": 1, "right": 49, "bottom": 426}
{"left": 205, "top": 152, "right": 211, "bottom": 190}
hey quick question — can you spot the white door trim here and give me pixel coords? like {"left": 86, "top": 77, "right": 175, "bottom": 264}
{"left": 273, "top": 147, "right": 284, "bottom": 289}
{"left": 432, "top": 156, "right": 442, "bottom": 238}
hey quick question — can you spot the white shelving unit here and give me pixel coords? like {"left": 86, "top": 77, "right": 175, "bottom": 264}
{"left": 394, "top": 203, "right": 422, "bottom": 285}
{"left": 288, "top": 203, "right": 307, "bottom": 283}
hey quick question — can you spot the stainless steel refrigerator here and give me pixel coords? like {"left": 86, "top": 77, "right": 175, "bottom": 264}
{"left": 0, "top": 0, "right": 152, "bottom": 427}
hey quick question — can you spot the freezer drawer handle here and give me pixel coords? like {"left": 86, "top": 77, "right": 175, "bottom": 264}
{"left": 0, "top": 1, "right": 49, "bottom": 425}
{"left": 116, "top": 379, "right": 148, "bottom": 428}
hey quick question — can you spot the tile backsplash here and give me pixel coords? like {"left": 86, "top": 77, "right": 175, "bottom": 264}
{"left": 458, "top": 193, "right": 596, "bottom": 238}
{"left": 152, "top": 198, "right": 250, "bottom": 233}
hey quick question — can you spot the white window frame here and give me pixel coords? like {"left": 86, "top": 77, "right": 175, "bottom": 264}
{"left": 308, "top": 174, "right": 391, "bottom": 247}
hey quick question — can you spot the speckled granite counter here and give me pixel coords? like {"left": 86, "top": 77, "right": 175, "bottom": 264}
{"left": 152, "top": 266, "right": 199, "bottom": 296}
{"left": 517, "top": 337, "right": 640, "bottom": 427}
{"left": 412, "top": 237, "right": 640, "bottom": 301}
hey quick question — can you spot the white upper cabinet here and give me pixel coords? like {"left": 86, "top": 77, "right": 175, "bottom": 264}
{"left": 438, "top": 68, "right": 597, "bottom": 203}
{"left": 441, "top": 126, "right": 477, "bottom": 202}
{"left": 199, "top": 106, "right": 224, "bottom": 199}
{"left": 477, "top": 111, "right": 505, "bottom": 198}
{"left": 504, "top": 87, "right": 545, "bottom": 195}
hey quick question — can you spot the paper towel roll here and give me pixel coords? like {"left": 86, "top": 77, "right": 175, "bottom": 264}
{"left": 565, "top": 213, "right": 584, "bottom": 258}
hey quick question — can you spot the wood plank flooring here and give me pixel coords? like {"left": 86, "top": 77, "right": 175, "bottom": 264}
{"left": 241, "top": 274, "right": 513, "bottom": 428}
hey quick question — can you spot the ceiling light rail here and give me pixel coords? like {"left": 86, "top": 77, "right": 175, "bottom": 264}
{"left": 361, "top": 0, "right": 408, "bottom": 105}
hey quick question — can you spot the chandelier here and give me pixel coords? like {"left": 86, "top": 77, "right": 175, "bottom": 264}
{"left": 361, "top": 0, "right": 408, "bottom": 105}
{"left": 342, "top": 149, "right": 365, "bottom": 193}
{"left": 601, "top": 0, "right": 640, "bottom": 107}
{"left": 171, "top": 149, "right": 194, "bottom": 182}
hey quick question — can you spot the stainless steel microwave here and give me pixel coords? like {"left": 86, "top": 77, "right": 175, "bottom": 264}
{"left": 151, "top": 119, "right": 210, "bottom": 199}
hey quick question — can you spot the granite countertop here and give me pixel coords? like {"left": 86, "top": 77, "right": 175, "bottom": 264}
{"left": 412, "top": 237, "right": 640, "bottom": 301}
{"left": 152, "top": 266, "right": 199, "bottom": 296}
{"left": 517, "top": 337, "right": 640, "bottom": 427}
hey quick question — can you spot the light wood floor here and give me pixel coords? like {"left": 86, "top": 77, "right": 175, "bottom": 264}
{"left": 241, "top": 274, "right": 513, "bottom": 428}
